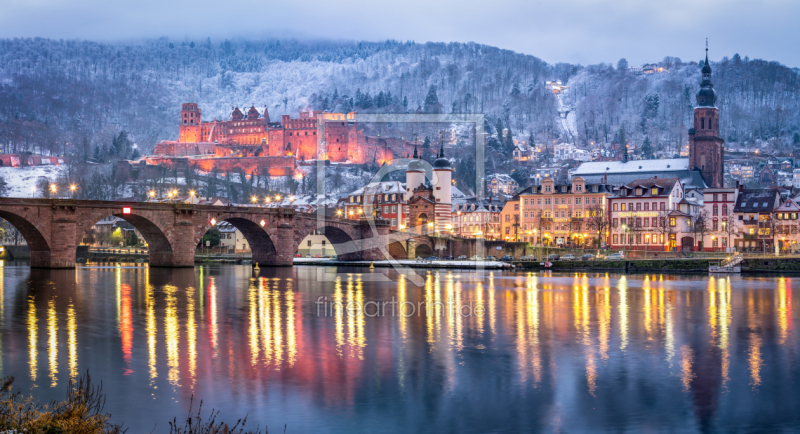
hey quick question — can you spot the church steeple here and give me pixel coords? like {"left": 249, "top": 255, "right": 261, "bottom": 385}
{"left": 688, "top": 39, "right": 724, "bottom": 189}
{"left": 696, "top": 40, "right": 717, "bottom": 107}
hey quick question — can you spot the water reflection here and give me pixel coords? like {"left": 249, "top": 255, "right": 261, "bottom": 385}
{"left": 1, "top": 267, "right": 799, "bottom": 433}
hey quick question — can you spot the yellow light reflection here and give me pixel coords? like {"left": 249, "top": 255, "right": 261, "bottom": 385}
{"left": 747, "top": 293, "right": 762, "bottom": 389}
{"left": 286, "top": 282, "right": 297, "bottom": 366}
{"left": 334, "top": 276, "right": 344, "bottom": 356}
{"left": 187, "top": 286, "right": 197, "bottom": 388}
{"left": 28, "top": 295, "right": 37, "bottom": 381}
{"left": 248, "top": 280, "right": 259, "bottom": 365}
{"left": 67, "top": 302, "right": 77, "bottom": 379}
{"left": 164, "top": 285, "right": 180, "bottom": 387}
{"left": 271, "top": 283, "right": 283, "bottom": 365}
{"left": 47, "top": 298, "right": 58, "bottom": 387}
{"left": 146, "top": 282, "right": 158, "bottom": 384}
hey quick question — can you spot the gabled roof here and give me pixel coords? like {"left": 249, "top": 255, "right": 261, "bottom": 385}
{"left": 775, "top": 197, "right": 800, "bottom": 212}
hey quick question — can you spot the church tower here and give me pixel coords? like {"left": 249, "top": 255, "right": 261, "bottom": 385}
{"left": 688, "top": 44, "right": 725, "bottom": 188}
{"left": 179, "top": 103, "right": 202, "bottom": 143}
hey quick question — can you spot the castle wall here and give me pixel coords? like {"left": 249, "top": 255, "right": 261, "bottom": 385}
{"left": 188, "top": 156, "right": 295, "bottom": 176}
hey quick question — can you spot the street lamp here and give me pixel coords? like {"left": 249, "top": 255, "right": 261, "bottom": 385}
{"left": 31, "top": 186, "right": 36, "bottom": 198}
{"left": 251, "top": 196, "right": 258, "bottom": 203}
{"left": 336, "top": 209, "right": 342, "bottom": 217}
{"left": 70, "top": 184, "right": 76, "bottom": 198}
{"left": 149, "top": 190, "right": 156, "bottom": 200}
{"left": 50, "top": 184, "right": 57, "bottom": 198}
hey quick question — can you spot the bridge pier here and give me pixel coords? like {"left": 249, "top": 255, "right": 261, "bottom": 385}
{"left": 34, "top": 218, "right": 77, "bottom": 268}
{"left": 254, "top": 223, "right": 294, "bottom": 266}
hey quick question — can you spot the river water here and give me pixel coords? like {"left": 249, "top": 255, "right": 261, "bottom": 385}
{"left": 0, "top": 262, "right": 798, "bottom": 433}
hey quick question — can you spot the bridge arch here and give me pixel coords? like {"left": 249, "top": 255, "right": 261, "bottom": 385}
{"left": 76, "top": 213, "right": 175, "bottom": 266}
{"left": 211, "top": 217, "right": 278, "bottom": 264}
{"left": 0, "top": 210, "right": 52, "bottom": 267}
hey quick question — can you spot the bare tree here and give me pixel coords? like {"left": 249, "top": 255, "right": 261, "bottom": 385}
{"left": 690, "top": 210, "right": 712, "bottom": 254}
{"left": 585, "top": 204, "right": 609, "bottom": 249}
{"left": 721, "top": 208, "right": 739, "bottom": 253}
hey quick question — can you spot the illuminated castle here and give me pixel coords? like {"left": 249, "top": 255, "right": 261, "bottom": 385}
{"left": 154, "top": 103, "right": 422, "bottom": 169}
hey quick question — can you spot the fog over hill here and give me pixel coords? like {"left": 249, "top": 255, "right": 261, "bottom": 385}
{"left": 1, "top": 37, "right": 799, "bottom": 161}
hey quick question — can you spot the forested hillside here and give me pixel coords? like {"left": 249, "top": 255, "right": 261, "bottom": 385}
{"left": 567, "top": 55, "right": 800, "bottom": 157}
{"left": 1, "top": 37, "right": 798, "bottom": 162}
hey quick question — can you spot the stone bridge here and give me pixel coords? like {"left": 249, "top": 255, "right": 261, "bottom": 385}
{"left": 0, "top": 198, "right": 390, "bottom": 268}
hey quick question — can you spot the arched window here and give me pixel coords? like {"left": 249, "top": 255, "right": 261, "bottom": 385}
{"left": 701, "top": 118, "right": 705, "bottom": 129}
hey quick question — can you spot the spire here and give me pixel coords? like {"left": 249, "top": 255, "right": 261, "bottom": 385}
{"left": 439, "top": 142, "right": 444, "bottom": 158}
{"left": 412, "top": 145, "right": 418, "bottom": 159}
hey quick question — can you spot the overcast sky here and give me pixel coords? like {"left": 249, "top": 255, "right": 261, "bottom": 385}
{"left": 2, "top": 0, "right": 798, "bottom": 67}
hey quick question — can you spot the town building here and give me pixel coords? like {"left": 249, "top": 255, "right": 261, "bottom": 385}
{"left": 774, "top": 197, "right": 800, "bottom": 252}
{"left": 297, "top": 230, "right": 333, "bottom": 257}
{"left": 487, "top": 174, "right": 519, "bottom": 195}
{"left": 732, "top": 188, "right": 781, "bottom": 252}
{"left": 793, "top": 169, "right": 800, "bottom": 189}
{"left": 608, "top": 178, "right": 690, "bottom": 251}
{"left": 344, "top": 181, "right": 406, "bottom": 230}
{"left": 553, "top": 143, "right": 591, "bottom": 162}
{"left": 453, "top": 199, "right": 503, "bottom": 239}
{"left": 500, "top": 193, "right": 523, "bottom": 241}
{"left": 217, "top": 222, "right": 250, "bottom": 253}
{"left": 512, "top": 144, "right": 537, "bottom": 162}
{"left": 701, "top": 187, "right": 739, "bottom": 252}
{"left": 519, "top": 177, "right": 612, "bottom": 247}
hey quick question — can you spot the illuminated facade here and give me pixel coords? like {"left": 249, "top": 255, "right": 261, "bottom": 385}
{"left": 608, "top": 178, "right": 692, "bottom": 251}
{"left": 519, "top": 177, "right": 611, "bottom": 247}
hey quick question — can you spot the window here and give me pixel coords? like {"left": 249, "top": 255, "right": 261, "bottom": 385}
{"left": 722, "top": 193, "right": 727, "bottom": 201}
{"left": 643, "top": 218, "right": 649, "bottom": 227}
{"left": 524, "top": 199, "right": 529, "bottom": 205}
{"left": 613, "top": 203, "right": 618, "bottom": 211}
{"left": 713, "top": 220, "right": 718, "bottom": 230}
{"left": 391, "top": 218, "right": 397, "bottom": 226}
{"left": 613, "top": 234, "right": 619, "bottom": 244}
{"left": 722, "top": 205, "right": 728, "bottom": 215}
{"left": 652, "top": 188, "right": 658, "bottom": 195}
{"left": 537, "top": 199, "right": 542, "bottom": 205}
{"left": 636, "top": 203, "right": 641, "bottom": 211}
{"left": 307, "top": 240, "right": 312, "bottom": 247}
{"left": 613, "top": 218, "right": 618, "bottom": 227}
{"left": 621, "top": 203, "right": 626, "bottom": 211}
{"left": 713, "top": 205, "right": 718, "bottom": 216}
{"left": 669, "top": 217, "right": 676, "bottom": 227}
{"left": 514, "top": 204, "right": 519, "bottom": 211}
{"left": 545, "top": 198, "right": 551, "bottom": 205}
{"left": 661, "top": 202, "right": 666, "bottom": 210}
{"left": 713, "top": 194, "right": 718, "bottom": 201}
{"left": 505, "top": 215, "right": 510, "bottom": 222}
{"left": 644, "top": 203, "right": 649, "bottom": 211}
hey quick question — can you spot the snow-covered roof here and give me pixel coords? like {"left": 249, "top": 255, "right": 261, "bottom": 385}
{"left": 573, "top": 158, "right": 689, "bottom": 175}
{"left": 348, "top": 181, "right": 405, "bottom": 196}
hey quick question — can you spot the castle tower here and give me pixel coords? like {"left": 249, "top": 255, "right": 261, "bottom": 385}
{"left": 431, "top": 143, "right": 453, "bottom": 233}
{"left": 688, "top": 44, "right": 725, "bottom": 188}
{"left": 179, "top": 103, "right": 202, "bottom": 143}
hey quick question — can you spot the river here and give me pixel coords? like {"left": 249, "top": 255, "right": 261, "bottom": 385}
{"left": 0, "top": 262, "right": 798, "bottom": 432}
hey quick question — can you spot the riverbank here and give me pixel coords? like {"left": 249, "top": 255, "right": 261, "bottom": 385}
{"left": 512, "top": 257, "right": 800, "bottom": 274}
{"left": 293, "top": 257, "right": 511, "bottom": 269}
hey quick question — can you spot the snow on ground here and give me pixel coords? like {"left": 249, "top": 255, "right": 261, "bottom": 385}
{"left": 0, "top": 165, "right": 67, "bottom": 197}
